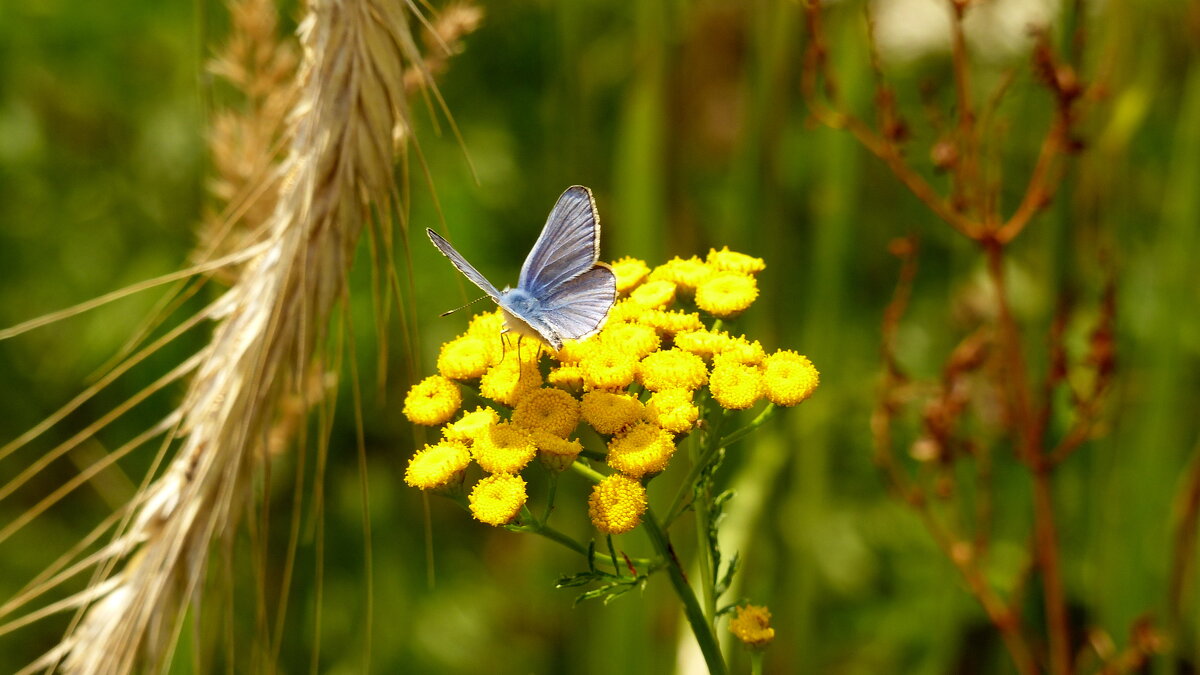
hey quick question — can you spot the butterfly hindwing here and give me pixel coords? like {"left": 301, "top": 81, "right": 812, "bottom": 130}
{"left": 426, "top": 228, "right": 502, "bottom": 302}
{"left": 517, "top": 186, "right": 601, "bottom": 298}
{"left": 536, "top": 265, "right": 617, "bottom": 343}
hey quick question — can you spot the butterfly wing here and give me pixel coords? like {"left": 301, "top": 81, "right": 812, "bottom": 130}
{"left": 426, "top": 228, "right": 502, "bottom": 302}
{"left": 518, "top": 186, "right": 601, "bottom": 297}
{"left": 535, "top": 265, "right": 617, "bottom": 344}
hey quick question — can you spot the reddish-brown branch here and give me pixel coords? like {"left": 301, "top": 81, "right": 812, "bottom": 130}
{"left": 1168, "top": 439, "right": 1200, "bottom": 641}
{"left": 947, "top": 0, "right": 982, "bottom": 220}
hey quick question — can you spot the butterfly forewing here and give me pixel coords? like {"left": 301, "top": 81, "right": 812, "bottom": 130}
{"left": 426, "top": 228, "right": 503, "bottom": 302}
{"left": 538, "top": 266, "right": 617, "bottom": 342}
{"left": 517, "top": 186, "right": 601, "bottom": 297}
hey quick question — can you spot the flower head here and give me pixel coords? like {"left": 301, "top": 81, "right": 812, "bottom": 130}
{"left": 469, "top": 473, "right": 528, "bottom": 526}
{"left": 762, "top": 350, "right": 819, "bottom": 406}
{"left": 581, "top": 390, "right": 645, "bottom": 435}
{"left": 531, "top": 430, "right": 583, "bottom": 472}
{"left": 607, "top": 422, "right": 677, "bottom": 477}
{"left": 729, "top": 605, "right": 775, "bottom": 649}
{"left": 638, "top": 309, "right": 704, "bottom": 336}
{"left": 479, "top": 356, "right": 542, "bottom": 406}
{"left": 707, "top": 247, "right": 766, "bottom": 275}
{"left": 471, "top": 422, "right": 537, "bottom": 474}
{"left": 547, "top": 364, "right": 585, "bottom": 392}
{"left": 405, "top": 441, "right": 471, "bottom": 491}
{"left": 645, "top": 388, "right": 699, "bottom": 434}
{"left": 709, "top": 359, "right": 763, "bottom": 410}
{"left": 695, "top": 272, "right": 759, "bottom": 318}
{"left": 588, "top": 474, "right": 648, "bottom": 534}
{"left": 638, "top": 348, "right": 708, "bottom": 392}
{"left": 606, "top": 298, "right": 647, "bottom": 324}
{"left": 512, "top": 387, "right": 580, "bottom": 437}
{"left": 467, "top": 310, "right": 506, "bottom": 339}
{"left": 437, "top": 334, "right": 492, "bottom": 380}
{"left": 580, "top": 344, "right": 638, "bottom": 390}
{"left": 442, "top": 406, "right": 501, "bottom": 444}
{"left": 629, "top": 279, "right": 677, "bottom": 309}
{"left": 597, "top": 321, "right": 661, "bottom": 360}
{"left": 611, "top": 256, "right": 651, "bottom": 294}
{"left": 552, "top": 338, "right": 590, "bottom": 364}
{"left": 674, "top": 328, "right": 734, "bottom": 360}
{"left": 403, "top": 375, "right": 462, "bottom": 425}
{"left": 721, "top": 336, "right": 766, "bottom": 365}
{"left": 651, "top": 256, "right": 714, "bottom": 292}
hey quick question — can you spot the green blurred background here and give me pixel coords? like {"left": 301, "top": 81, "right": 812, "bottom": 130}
{"left": 2, "top": 0, "right": 1199, "bottom": 673}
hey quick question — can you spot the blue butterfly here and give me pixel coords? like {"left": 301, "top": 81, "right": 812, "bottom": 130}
{"left": 426, "top": 185, "right": 617, "bottom": 351}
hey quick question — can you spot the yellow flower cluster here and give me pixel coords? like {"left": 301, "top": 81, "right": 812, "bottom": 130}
{"left": 402, "top": 249, "right": 818, "bottom": 534}
{"left": 729, "top": 604, "right": 776, "bottom": 649}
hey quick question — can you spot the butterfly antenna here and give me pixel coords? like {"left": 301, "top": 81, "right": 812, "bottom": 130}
{"left": 439, "top": 295, "right": 489, "bottom": 317}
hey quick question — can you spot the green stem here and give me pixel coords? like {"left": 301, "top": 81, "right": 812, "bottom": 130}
{"left": 543, "top": 472, "right": 559, "bottom": 523}
{"left": 570, "top": 459, "right": 607, "bottom": 484}
{"left": 750, "top": 650, "right": 764, "bottom": 675}
{"left": 643, "top": 508, "right": 728, "bottom": 675}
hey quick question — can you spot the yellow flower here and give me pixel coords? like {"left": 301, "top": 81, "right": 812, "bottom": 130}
{"left": 489, "top": 332, "right": 544, "bottom": 367}
{"left": 611, "top": 256, "right": 651, "bottom": 294}
{"left": 404, "top": 441, "right": 471, "bottom": 491}
{"left": 588, "top": 474, "right": 648, "bottom": 535}
{"left": 469, "top": 473, "right": 528, "bottom": 526}
{"left": 581, "top": 390, "right": 645, "bottom": 435}
{"left": 607, "top": 422, "right": 676, "bottom": 477}
{"left": 442, "top": 406, "right": 501, "bottom": 444}
{"left": 707, "top": 246, "right": 766, "bottom": 275}
{"left": 674, "top": 328, "right": 732, "bottom": 360}
{"left": 597, "top": 321, "right": 661, "bottom": 360}
{"left": 645, "top": 388, "right": 699, "bottom": 434}
{"left": 650, "top": 256, "right": 714, "bottom": 292}
{"left": 471, "top": 422, "right": 537, "bottom": 474}
{"left": 629, "top": 279, "right": 677, "bottom": 309}
{"left": 638, "top": 309, "right": 704, "bottom": 336}
{"left": 729, "top": 605, "right": 775, "bottom": 649}
{"left": 437, "top": 334, "right": 492, "bottom": 380}
{"left": 762, "top": 350, "right": 819, "bottom": 406}
{"left": 467, "top": 310, "right": 506, "bottom": 339}
{"left": 547, "top": 364, "right": 585, "bottom": 392}
{"left": 695, "top": 272, "right": 759, "bottom": 318}
{"left": 709, "top": 359, "right": 763, "bottom": 410}
{"left": 512, "top": 387, "right": 580, "bottom": 437}
{"left": 580, "top": 344, "right": 638, "bottom": 390}
{"left": 606, "top": 298, "right": 649, "bottom": 324}
{"left": 531, "top": 429, "right": 583, "bottom": 472}
{"left": 479, "top": 357, "right": 542, "bottom": 406}
{"left": 720, "top": 336, "right": 766, "bottom": 365}
{"left": 403, "top": 375, "right": 462, "bottom": 425}
{"left": 552, "top": 337, "right": 590, "bottom": 363}
{"left": 638, "top": 348, "right": 708, "bottom": 392}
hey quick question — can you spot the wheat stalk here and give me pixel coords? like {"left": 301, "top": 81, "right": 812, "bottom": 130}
{"left": 22, "top": 0, "right": 424, "bottom": 671}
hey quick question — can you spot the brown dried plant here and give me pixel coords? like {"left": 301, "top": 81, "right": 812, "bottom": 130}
{"left": 0, "top": 0, "right": 479, "bottom": 672}
{"left": 802, "top": 2, "right": 1159, "bottom": 674}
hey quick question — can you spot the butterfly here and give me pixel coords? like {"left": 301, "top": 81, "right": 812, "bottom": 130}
{"left": 426, "top": 185, "right": 617, "bottom": 352}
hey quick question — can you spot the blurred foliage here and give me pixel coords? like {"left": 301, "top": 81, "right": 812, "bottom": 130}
{"left": 1, "top": 0, "right": 1199, "bottom": 673}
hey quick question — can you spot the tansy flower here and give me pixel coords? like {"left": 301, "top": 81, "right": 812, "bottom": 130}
{"left": 547, "top": 364, "right": 585, "bottom": 392}
{"left": 489, "top": 332, "right": 544, "bottom": 367}
{"left": 404, "top": 441, "right": 471, "bottom": 491}
{"left": 729, "top": 605, "right": 775, "bottom": 649}
{"left": 674, "top": 328, "right": 734, "bottom": 360}
{"left": 597, "top": 321, "right": 661, "bottom": 359}
{"left": 638, "top": 309, "right": 704, "bottom": 336}
{"left": 707, "top": 246, "right": 766, "bottom": 275}
{"left": 580, "top": 345, "right": 638, "bottom": 390}
{"left": 551, "top": 338, "right": 590, "bottom": 364}
{"left": 629, "top": 279, "right": 677, "bottom": 309}
{"left": 611, "top": 256, "right": 651, "bottom": 294}
{"left": 531, "top": 429, "right": 583, "bottom": 472}
{"left": 437, "top": 334, "right": 491, "bottom": 380}
{"left": 606, "top": 422, "right": 676, "bottom": 477}
{"left": 512, "top": 387, "right": 580, "bottom": 437}
{"left": 695, "top": 272, "right": 759, "bottom": 318}
{"left": 467, "top": 310, "right": 506, "bottom": 338}
{"left": 471, "top": 422, "right": 537, "bottom": 474}
{"left": 709, "top": 359, "right": 763, "bottom": 410}
{"left": 479, "top": 357, "right": 542, "bottom": 406}
{"left": 645, "top": 388, "right": 699, "bottom": 434}
{"left": 403, "top": 375, "right": 462, "bottom": 425}
{"left": 607, "top": 298, "right": 647, "bottom": 324}
{"left": 638, "top": 348, "right": 708, "bottom": 392}
{"left": 651, "top": 256, "right": 714, "bottom": 292}
{"left": 587, "top": 474, "right": 648, "bottom": 535}
{"left": 581, "top": 390, "right": 645, "bottom": 435}
{"left": 442, "top": 406, "right": 501, "bottom": 444}
{"left": 762, "top": 350, "right": 819, "bottom": 406}
{"left": 469, "top": 473, "right": 528, "bottom": 526}
{"left": 719, "top": 336, "right": 766, "bottom": 365}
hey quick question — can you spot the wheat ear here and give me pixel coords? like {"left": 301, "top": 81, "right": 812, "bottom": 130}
{"left": 34, "top": 1, "right": 420, "bottom": 671}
